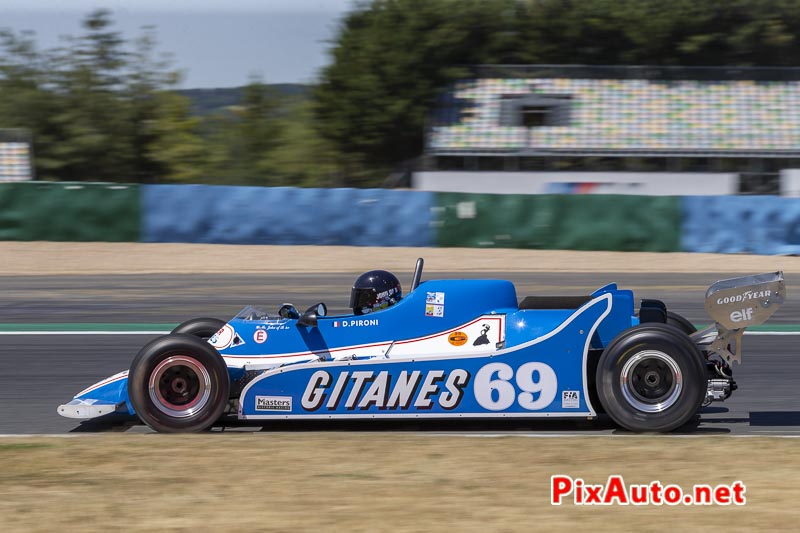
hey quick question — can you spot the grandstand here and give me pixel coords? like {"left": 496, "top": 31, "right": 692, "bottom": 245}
{"left": 425, "top": 66, "right": 800, "bottom": 193}
{"left": 0, "top": 129, "right": 33, "bottom": 182}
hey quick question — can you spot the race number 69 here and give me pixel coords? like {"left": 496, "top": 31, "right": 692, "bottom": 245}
{"left": 474, "top": 362, "right": 558, "bottom": 410}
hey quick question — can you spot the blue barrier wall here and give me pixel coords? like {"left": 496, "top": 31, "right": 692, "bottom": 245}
{"left": 681, "top": 196, "right": 800, "bottom": 254}
{"left": 142, "top": 185, "right": 435, "bottom": 246}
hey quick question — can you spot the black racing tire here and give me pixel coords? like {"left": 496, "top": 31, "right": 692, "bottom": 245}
{"left": 128, "top": 333, "right": 230, "bottom": 433}
{"left": 665, "top": 311, "right": 697, "bottom": 335}
{"left": 596, "top": 323, "right": 706, "bottom": 432}
{"left": 171, "top": 317, "right": 226, "bottom": 340}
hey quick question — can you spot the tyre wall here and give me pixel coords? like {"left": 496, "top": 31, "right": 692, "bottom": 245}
{"left": 433, "top": 193, "right": 682, "bottom": 252}
{"left": 0, "top": 182, "right": 140, "bottom": 241}
{"left": 141, "top": 185, "right": 435, "bottom": 246}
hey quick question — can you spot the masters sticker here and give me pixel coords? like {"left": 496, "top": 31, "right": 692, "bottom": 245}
{"left": 255, "top": 396, "right": 292, "bottom": 411}
{"left": 562, "top": 390, "right": 580, "bottom": 409}
{"left": 448, "top": 331, "right": 468, "bottom": 346}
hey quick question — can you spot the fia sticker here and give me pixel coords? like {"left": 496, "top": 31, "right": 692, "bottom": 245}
{"left": 253, "top": 329, "right": 268, "bottom": 344}
{"left": 562, "top": 390, "right": 580, "bottom": 409}
{"left": 426, "top": 291, "right": 445, "bottom": 305}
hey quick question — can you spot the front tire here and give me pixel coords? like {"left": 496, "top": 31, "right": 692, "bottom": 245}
{"left": 596, "top": 323, "right": 706, "bottom": 432}
{"left": 128, "top": 334, "right": 230, "bottom": 433}
{"left": 171, "top": 317, "right": 226, "bottom": 340}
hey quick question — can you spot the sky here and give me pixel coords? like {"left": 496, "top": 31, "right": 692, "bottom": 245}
{"left": 1, "top": 0, "right": 357, "bottom": 88}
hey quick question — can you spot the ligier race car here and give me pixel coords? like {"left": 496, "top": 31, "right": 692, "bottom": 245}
{"left": 58, "top": 260, "right": 785, "bottom": 433}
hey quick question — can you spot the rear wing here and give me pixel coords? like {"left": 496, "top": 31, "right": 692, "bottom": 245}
{"left": 693, "top": 272, "right": 785, "bottom": 364}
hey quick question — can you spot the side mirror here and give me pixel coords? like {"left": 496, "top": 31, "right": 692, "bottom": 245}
{"left": 298, "top": 302, "right": 327, "bottom": 327}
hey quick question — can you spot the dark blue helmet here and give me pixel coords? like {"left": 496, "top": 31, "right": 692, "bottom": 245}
{"left": 350, "top": 270, "right": 402, "bottom": 315}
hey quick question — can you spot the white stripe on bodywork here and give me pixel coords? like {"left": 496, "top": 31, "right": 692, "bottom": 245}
{"left": 76, "top": 370, "right": 129, "bottom": 397}
{"left": 223, "top": 314, "right": 506, "bottom": 368}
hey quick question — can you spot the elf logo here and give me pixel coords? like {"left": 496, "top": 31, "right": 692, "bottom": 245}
{"left": 730, "top": 307, "right": 753, "bottom": 323}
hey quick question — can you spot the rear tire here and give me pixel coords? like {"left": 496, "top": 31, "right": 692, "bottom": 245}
{"left": 596, "top": 323, "right": 706, "bottom": 432}
{"left": 128, "top": 334, "right": 230, "bottom": 433}
{"left": 665, "top": 311, "right": 697, "bottom": 335}
{"left": 171, "top": 317, "right": 226, "bottom": 340}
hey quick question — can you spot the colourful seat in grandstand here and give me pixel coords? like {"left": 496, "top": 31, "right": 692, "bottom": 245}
{"left": 428, "top": 77, "right": 800, "bottom": 154}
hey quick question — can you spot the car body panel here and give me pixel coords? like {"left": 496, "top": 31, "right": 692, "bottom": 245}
{"left": 62, "top": 278, "right": 638, "bottom": 421}
{"left": 238, "top": 293, "right": 613, "bottom": 419}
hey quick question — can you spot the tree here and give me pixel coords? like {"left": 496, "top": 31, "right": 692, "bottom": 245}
{"left": 263, "top": 98, "right": 341, "bottom": 187}
{"left": 146, "top": 92, "right": 209, "bottom": 183}
{"left": 125, "top": 26, "right": 185, "bottom": 182}
{"left": 0, "top": 29, "right": 65, "bottom": 180}
{"left": 0, "top": 9, "right": 203, "bottom": 183}
{"left": 49, "top": 9, "right": 134, "bottom": 181}
{"left": 314, "top": 0, "right": 521, "bottom": 186}
{"left": 203, "top": 78, "right": 285, "bottom": 185}
{"left": 519, "top": 0, "right": 800, "bottom": 66}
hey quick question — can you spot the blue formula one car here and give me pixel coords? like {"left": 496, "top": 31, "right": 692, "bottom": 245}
{"left": 58, "top": 260, "right": 785, "bottom": 433}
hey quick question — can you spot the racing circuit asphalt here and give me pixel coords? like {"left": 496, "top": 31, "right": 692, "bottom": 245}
{"left": 1, "top": 272, "right": 798, "bottom": 436}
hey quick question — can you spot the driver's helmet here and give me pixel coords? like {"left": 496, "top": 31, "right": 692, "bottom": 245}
{"left": 350, "top": 270, "right": 402, "bottom": 315}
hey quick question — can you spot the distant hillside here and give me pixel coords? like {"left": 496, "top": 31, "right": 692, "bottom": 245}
{"left": 178, "top": 84, "right": 311, "bottom": 115}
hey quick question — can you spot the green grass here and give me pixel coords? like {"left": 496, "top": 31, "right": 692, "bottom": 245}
{"left": 0, "top": 434, "right": 798, "bottom": 531}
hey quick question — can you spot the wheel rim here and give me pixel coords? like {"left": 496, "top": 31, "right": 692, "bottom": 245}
{"left": 620, "top": 350, "right": 683, "bottom": 413}
{"left": 148, "top": 356, "right": 211, "bottom": 418}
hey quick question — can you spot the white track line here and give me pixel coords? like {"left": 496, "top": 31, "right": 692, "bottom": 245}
{"left": 418, "top": 432, "right": 800, "bottom": 438}
{"left": 743, "top": 331, "right": 800, "bottom": 336}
